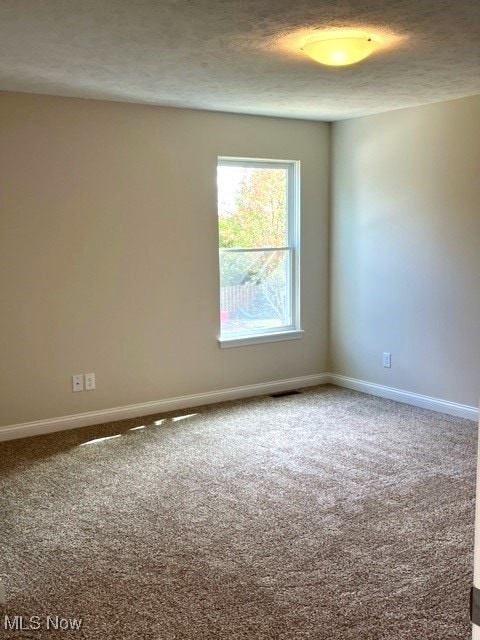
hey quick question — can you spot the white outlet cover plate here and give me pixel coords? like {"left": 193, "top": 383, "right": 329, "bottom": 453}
{"left": 85, "top": 373, "right": 96, "bottom": 390}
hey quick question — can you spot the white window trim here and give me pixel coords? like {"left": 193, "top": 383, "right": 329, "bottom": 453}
{"left": 217, "top": 157, "right": 302, "bottom": 347}
{"left": 219, "top": 329, "right": 304, "bottom": 349}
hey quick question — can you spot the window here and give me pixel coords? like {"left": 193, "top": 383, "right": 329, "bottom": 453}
{"left": 217, "top": 157, "right": 302, "bottom": 347}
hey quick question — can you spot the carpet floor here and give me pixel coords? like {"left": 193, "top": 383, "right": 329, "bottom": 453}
{"left": 0, "top": 385, "right": 477, "bottom": 639}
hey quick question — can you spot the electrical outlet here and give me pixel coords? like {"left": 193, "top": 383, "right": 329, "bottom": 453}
{"left": 85, "top": 373, "right": 96, "bottom": 391}
{"left": 383, "top": 352, "right": 391, "bottom": 368}
{"left": 72, "top": 374, "right": 84, "bottom": 392}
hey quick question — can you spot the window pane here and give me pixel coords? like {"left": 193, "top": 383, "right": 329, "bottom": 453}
{"left": 220, "top": 249, "right": 291, "bottom": 335}
{"left": 217, "top": 166, "right": 288, "bottom": 248}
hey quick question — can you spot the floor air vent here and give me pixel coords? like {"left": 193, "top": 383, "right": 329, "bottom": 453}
{"left": 269, "top": 389, "right": 302, "bottom": 398}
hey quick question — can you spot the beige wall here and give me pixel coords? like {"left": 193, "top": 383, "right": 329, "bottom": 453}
{"left": 0, "top": 92, "right": 330, "bottom": 427}
{"left": 3, "top": 90, "right": 478, "bottom": 428}
{"left": 330, "top": 95, "right": 480, "bottom": 407}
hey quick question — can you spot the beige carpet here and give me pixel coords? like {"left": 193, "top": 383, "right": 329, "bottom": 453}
{"left": 0, "top": 385, "right": 476, "bottom": 639}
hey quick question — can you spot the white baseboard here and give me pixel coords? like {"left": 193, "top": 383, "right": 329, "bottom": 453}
{"left": 327, "top": 373, "right": 479, "bottom": 421}
{"left": 1, "top": 372, "right": 476, "bottom": 442}
{"left": 0, "top": 374, "right": 329, "bottom": 442}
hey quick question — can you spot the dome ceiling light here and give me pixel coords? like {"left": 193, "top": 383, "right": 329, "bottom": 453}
{"left": 301, "top": 35, "right": 380, "bottom": 67}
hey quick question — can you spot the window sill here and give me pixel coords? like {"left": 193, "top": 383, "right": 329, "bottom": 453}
{"left": 218, "top": 330, "right": 304, "bottom": 349}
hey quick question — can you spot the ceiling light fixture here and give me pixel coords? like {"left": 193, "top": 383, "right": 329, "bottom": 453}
{"left": 301, "top": 35, "right": 379, "bottom": 67}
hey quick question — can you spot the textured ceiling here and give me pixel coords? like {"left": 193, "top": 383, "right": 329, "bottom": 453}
{"left": 0, "top": 0, "right": 479, "bottom": 120}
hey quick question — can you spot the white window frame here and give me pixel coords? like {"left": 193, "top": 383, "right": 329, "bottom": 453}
{"left": 218, "top": 156, "right": 303, "bottom": 348}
